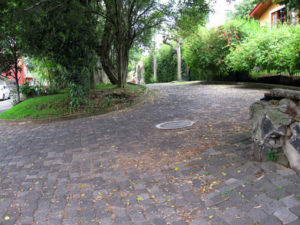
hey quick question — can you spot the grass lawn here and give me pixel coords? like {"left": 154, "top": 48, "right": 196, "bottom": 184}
{"left": 0, "top": 84, "right": 146, "bottom": 120}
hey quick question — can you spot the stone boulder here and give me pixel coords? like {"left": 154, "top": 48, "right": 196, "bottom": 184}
{"left": 250, "top": 89, "right": 300, "bottom": 172}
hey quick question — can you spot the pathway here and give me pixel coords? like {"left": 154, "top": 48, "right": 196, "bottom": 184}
{"left": 0, "top": 83, "right": 299, "bottom": 225}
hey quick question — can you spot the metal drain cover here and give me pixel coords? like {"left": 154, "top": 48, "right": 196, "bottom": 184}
{"left": 156, "top": 120, "right": 195, "bottom": 130}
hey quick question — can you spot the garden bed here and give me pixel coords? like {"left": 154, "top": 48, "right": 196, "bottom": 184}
{"left": 0, "top": 84, "right": 146, "bottom": 121}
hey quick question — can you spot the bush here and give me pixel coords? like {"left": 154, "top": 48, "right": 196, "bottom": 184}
{"left": 20, "top": 82, "right": 36, "bottom": 97}
{"left": 156, "top": 45, "right": 178, "bottom": 82}
{"left": 183, "top": 21, "right": 245, "bottom": 79}
{"left": 143, "top": 45, "right": 188, "bottom": 83}
{"left": 226, "top": 25, "right": 300, "bottom": 75}
{"left": 143, "top": 51, "right": 154, "bottom": 83}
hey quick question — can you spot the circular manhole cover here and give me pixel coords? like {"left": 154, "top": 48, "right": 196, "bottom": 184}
{"left": 156, "top": 120, "right": 195, "bottom": 130}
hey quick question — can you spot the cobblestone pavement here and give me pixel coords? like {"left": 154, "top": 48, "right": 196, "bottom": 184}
{"left": 0, "top": 83, "right": 300, "bottom": 225}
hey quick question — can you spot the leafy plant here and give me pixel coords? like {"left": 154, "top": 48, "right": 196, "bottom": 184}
{"left": 183, "top": 20, "right": 245, "bottom": 79}
{"left": 226, "top": 24, "right": 300, "bottom": 76}
{"left": 20, "top": 82, "right": 36, "bottom": 97}
{"left": 267, "top": 149, "right": 277, "bottom": 161}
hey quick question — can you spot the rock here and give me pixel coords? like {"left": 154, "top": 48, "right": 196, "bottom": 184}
{"left": 279, "top": 98, "right": 297, "bottom": 109}
{"left": 289, "top": 122, "right": 300, "bottom": 153}
{"left": 265, "top": 88, "right": 300, "bottom": 101}
{"left": 284, "top": 137, "right": 300, "bottom": 172}
{"left": 276, "top": 152, "right": 290, "bottom": 167}
{"left": 251, "top": 88, "right": 300, "bottom": 171}
{"left": 265, "top": 109, "right": 292, "bottom": 127}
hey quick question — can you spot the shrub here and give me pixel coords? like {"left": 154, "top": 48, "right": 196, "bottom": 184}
{"left": 143, "top": 51, "right": 154, "bottom": 83}
{"left": 143, "top": 45, "right": 187, "bottom": 83}
{"left": 156, "top": 45, "right": 178, "bottom": 82}
{"left": 20, "top": 82, "right": 36, "bottom": 97}
{"left": 226, "top": 25, "right": 300, "bottom": 75}
{"left": 183, "top": 20, "right": 245, "bottom": 79}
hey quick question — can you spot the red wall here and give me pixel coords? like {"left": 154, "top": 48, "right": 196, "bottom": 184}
{"left": 1, "top": 60, "right": 28, "bottom": 85}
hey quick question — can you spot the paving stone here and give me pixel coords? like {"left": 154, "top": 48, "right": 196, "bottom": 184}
{"left": 290, "top": 206, "right": 300, "bottom": 217}
{"left": 262, "top": 200, "right": 286, "bottom": 214}
{"left": 276, "top": 169, "right": 297, "bottom": 177}
{"left": 274, "top": 207, "right": 299, "bottom": 224}
{"left": 259, "top": 215, "right": 282, "bottom": 225}
{"left": 1, "top": 83, "right": 300, "bottom": 224}
{"left": 189, "top": 218, "right": 207, "bottom": 225}
{"left": 286, "top": 220, "right": 300, "bottom": 225}
{"left": 152, "top": 218, "right": 167, "bottom": 225}
{"left": 280, "top": 196, "right": 300, "bottom": 208}
{"left": 247, "top": 207, "right": 268, "bottom": 222}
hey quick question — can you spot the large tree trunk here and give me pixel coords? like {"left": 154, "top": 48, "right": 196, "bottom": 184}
{"left": 99, "top": 21, "right": 118, "bottom": 85}
{"left": 116, "top": 44, "right": 129, "bottom": 88}
{"left": 90, "top": 70, "right": 95, "bottom": 89}
{"left": 98, "top": 18, "right": 130, "bottom": 88}
{"left": 177, "top": 43, "right": 182, "bottom": 81}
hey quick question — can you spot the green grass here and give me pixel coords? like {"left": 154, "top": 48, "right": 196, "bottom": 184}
{"left": 0, "top": 84, "right": 146, "bottom": 120}
{"left": 0, "top": 94, "right": 70, "bottom": 120}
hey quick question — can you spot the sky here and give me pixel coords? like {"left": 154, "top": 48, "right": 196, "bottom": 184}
{"left": 207, "top": 0, "right": 244, "bottom": 28}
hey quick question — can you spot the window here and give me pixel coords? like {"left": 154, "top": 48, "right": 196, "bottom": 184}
{"left": 270, "top": 6, "right": 287, "bottom": 27}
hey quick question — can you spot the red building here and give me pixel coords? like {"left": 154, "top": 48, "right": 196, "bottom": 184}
{"left": 1, "top": 59, "right": 32, "bottom": 85}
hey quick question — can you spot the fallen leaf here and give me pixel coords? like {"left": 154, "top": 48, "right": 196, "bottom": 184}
{"left": 4, "top": 216, "right": 10, "bottom": 220}
{"left": 137, "top": 196, "right": 144, "bottom": 201}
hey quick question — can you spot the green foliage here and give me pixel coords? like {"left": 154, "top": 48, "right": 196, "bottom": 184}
{"left": 183, "top": 21, "right": 245, "bottom": 80}
{"left": 227, "top": 0, "right": 258, "bottom": 19}
{"left": 69, "top": 83, "right": 88, "bottom": 110}
{"left": 0, "top": 84, "right": 146, "bottom": 120}
{"left": 267, "top": 149, "right": 277, "bottom": 161}
{"left": 226, "top": 25, "right": 300, "bottom": 75}
{"left": 173, "top": 0, "right": 210, "bottom": 36}
{"left": 156, "top": 45, "right": 178, "bottom": 82}
{"left": 143, "top": 51, "right": 154, "bottom": 83}
{"left": 128, "top": 48, "right": 143, "bottom": 72}
{"left": 144, "top": 44, "right": 188, "bottom": 83}
{"left": 0, "top": 93, "right": 69, "bottom": 120}
{"left": 16, "top": 0, "right": 98, "bottom": 102}
{"left": 20, "top": 82, "right": 36, "bottom": 97}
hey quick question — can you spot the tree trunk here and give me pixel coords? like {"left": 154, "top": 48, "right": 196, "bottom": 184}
{"left": 90, "top": 70, "right": 96, "bottom": 89}
{"left": 177, "top": 43, "right": 182, "bottom": 81}
{"left": 117, "top": 45, "right": 129, "bottom": 88}
{"left": 153, "top": 49, "right": 157, "bottom": 82}
{"left": 14, "top": 60, "right": 20, "bottom": 103}
{"left": 99, "top": 20, "right": 118, "bottom": 85}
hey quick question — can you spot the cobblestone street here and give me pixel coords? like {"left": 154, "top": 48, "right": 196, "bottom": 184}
{"left": 0, "top": 83, "right": 299, "bottom": 225}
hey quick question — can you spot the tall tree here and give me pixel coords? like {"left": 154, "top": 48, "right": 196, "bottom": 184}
{"left": 0, "top": 1, "right": 24, "bottom": 103}
{"left": 163, "top": 0, "right": 210, "bottom": 80}
{"left": 4, "top": 0, "right": 212, "bottom": 93}
{"left": 226, "top": 0, "right": 258, "bottom": 19}
{"left": 92, "top": 0, "right": 166, "bottom": 88}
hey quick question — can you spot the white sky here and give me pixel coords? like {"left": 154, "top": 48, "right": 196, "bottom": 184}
{"left": 207, "top": 0, "right": 244, "bottom": 28}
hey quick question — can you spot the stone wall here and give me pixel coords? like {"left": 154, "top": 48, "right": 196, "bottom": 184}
{"left": 250, "top": 88, "right": 300, "bottom": 172}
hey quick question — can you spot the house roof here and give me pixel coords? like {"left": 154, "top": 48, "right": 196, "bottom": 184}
{"left": 249, "top": 0, "right": 272, "bottom": 19}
